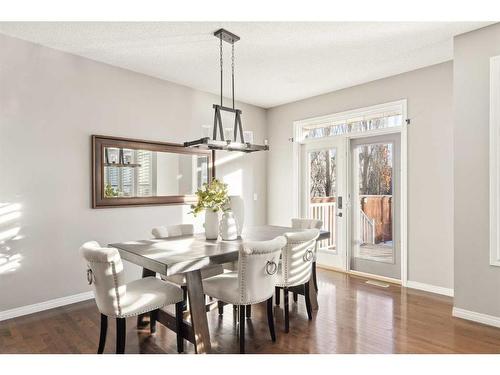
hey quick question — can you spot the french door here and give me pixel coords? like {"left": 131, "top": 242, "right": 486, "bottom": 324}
{"left": 300, "top": 133, "right": 402, "bottom": 281}
{"left": 349, "top": 133, "right": 401, "bottom": 279}
{"left": 300, "top": 137, "right": 346, "bottom": 269}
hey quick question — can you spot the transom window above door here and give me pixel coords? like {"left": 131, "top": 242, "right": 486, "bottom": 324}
{"left": 295, "top": 100, "right": 406, "bottom": 142}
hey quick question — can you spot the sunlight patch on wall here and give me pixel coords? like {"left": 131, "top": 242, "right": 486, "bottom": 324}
{"left": 222, "top": 169, "right": 243, "bottom": 196}
{"left": 0, "top": 253, "right": 23, "bottom": 274}
{"left": 0, "top": 211, "right": 21, "bottom": 225}
{"left": 214, "top": 152, "right": 244, "bottom": 167}
{"left": 0, "top": 202, "right": 23, "bottom": 275}
{"left": 0, "top": 227, "right": 20, "bottom": 242}
{"left": 0, "top": 203, "right": 21, "bottom": 216}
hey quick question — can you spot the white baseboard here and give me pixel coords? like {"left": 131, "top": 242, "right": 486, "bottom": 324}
{"left": 0, "top": 291, "right": 94, "bottom": 322}
{"left": 452, "top": 307, "right": 500, "bottom": 328}
{"left": 406, "top": 280, "right": 454, "bottom": 297}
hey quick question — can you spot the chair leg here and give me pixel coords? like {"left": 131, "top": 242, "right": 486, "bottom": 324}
{"left": 218, "top": 301, "right": 224, "bottom": 316}
{"left": 246, "top": 305, "right": 251, "bottom": 318}
{"left": 181, "top": 285, "right": 188, "bottom": 311}
{"left": 284, "top": 287, "right": 289, "bottom": 333}
{"left": 149, "top": 309, "right": 158, "bottom": 334}
{"left": 175, "top": 302, "right": 184, "bottom": 353}
{"left": 233, "top": 305, "right": 238, "bottom": 320}
{"left": 239, "top": 305, "right": 246, "bottom": 354}
{"left": 275, "top": 286, "right": 280, "bottom": 306}
{"left": 137, "top": 268, "right": 156, "bottom": 327}
{"left": 266, "top": 297, "right": 276, "bottom": 342}
{"left": 97, "top": 314, "right": 107, "bottom": 354}
{"left": 116, "top": 318, "right": 126, "bottom": 354}
{"left": 312, "top": 261, "right": 319, "bottom": 293}
{"left": 293, "top": 292, "right": 298, "bottom": 302}
{"left": 304, "top": 282, "right": 313, "bottom": 320}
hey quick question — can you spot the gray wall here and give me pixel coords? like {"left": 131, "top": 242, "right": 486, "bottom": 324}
{"left": 454, "top": 24, "right": 500, "bottom": 316}
{"left": 0, "top": 34, "right": 267, "bottom": 311}
{"left": 267, "top": 62, "right": 454, "bottom": 290}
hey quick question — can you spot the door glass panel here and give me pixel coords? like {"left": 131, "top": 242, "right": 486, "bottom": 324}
{"left": 308, "top": 148, "right": 337, "bottom": 253}
{"left": 353, "top": 143, "right": 394, "bottom": 263}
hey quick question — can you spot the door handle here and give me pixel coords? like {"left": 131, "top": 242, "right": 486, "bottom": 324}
{"left": 337, "top": 212, "right": 343, "bottom": 217}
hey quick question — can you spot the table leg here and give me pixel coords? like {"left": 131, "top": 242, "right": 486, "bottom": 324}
{"left": 186, "top": 270, "right": 211, "bottom": 354}
{"left": 308, "top": 274, "right": 319, "bottom": 311}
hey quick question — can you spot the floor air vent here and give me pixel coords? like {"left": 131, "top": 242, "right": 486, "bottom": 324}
{"left": 365, "top": 280, "right": 390, "bottom": 288}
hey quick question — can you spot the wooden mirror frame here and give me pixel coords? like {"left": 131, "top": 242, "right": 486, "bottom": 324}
{"left": 92, "top": 135, "right": 214, "bottom": 208}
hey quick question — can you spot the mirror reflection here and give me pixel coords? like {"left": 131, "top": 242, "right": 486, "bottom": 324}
{"left": 103, "top": 147, "right": 209, "bottom": 198}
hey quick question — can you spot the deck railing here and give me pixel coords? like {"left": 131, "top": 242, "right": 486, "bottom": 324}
{"left": 310, "top": 199, "right": 336, "bottom": 250}
{"left": 359, "top": 209, "right": 375, "bottom": 245}
{"left": 309, "top": 195, "right": 391, "bottom": 250}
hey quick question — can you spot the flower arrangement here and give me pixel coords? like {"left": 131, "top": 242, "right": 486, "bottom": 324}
{"left": 190, "top": 178, "right": 230, "bottom": 216}
{"left": 104, "top": 184, "right": 119, "bottom": 198}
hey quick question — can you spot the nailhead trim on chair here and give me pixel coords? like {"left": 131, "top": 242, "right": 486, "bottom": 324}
{"left": 110, "top": 261, "right": 122, "bottom": 317}
{"left": 88, "top": 259, "right": 182, "bottom": 318}
{"left": 235, "top": 247, "right": 279, "bottom": 305}
{"left": 86, "top": 258, "right": 124, "bottom": 317}
{"left": 116, "top": 301, "right": 180, "bottom": 318}
{"left": 238, "top": 255, "right": 247, "bottom": 304}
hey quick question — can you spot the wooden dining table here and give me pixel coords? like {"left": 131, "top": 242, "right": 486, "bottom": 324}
{"left": 110, "top": 225, "right": 329, "bottom": 354}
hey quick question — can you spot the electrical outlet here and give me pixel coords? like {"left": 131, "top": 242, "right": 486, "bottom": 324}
{"left": 253, "top": 193, "right": 258, "bottom": 201}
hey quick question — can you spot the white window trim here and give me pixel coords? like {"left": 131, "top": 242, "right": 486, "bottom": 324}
{"left": 294, "top": 99, "right": 406, "bottom": 143}
{"left": 292, "top": 99, "right": 408, "bottom": 285}
{"left": 490, "top": 55, "right": 500, "bottom": 267}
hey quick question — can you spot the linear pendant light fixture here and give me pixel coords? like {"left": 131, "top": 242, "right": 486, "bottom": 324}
{"left": 184, "top": 28, "right": 269, "bottom": 153}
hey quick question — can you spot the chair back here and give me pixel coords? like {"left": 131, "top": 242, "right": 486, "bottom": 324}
{"left": 281, "top": 229, "right": 320, "bottom": 287}
{"left": 237, "top": 236, "right": 286, "bottom": 305}
{"left": 79, "top": 241, "right": 125, "bottom": 317}
{"left": 152, "top": 224, "right": 194, "bottom": 238}
{"left": 291, "top": 218, "right": 323, "bottom": 230}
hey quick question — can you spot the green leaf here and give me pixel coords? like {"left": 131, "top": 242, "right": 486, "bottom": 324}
{"left": 189, "top": 178, "right": 230, "bottom": 217}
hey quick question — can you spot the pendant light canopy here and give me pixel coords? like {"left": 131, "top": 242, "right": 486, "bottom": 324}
{"left": 184, "top": 29, "right": 269, "bottom": 153}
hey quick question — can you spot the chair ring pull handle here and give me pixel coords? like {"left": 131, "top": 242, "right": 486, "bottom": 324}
{"left": 87, "top": 268, "right": 94, "bottom": 285}
{"left": 303, "top": 249, "right": 314, "bottom": 262}
{"left": 266, "top": 261, "right": 278, "bottom": 275}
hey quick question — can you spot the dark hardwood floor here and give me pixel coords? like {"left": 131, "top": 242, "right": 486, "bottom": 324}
{"left": 1, "top": 269, "right": 500, "bottom": 354}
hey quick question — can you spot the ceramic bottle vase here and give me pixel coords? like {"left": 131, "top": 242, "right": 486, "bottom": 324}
{"left": 229, "top": 195, "right": 244, "bottom": 237}
{"left": 204, "top": 210, "right": 219, "bottom": 240}
{"left": 219, "top": 211, "right": 238, "bottom": 240}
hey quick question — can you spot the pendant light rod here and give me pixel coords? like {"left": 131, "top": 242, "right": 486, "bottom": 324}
{"left": 219, "top": 33, "right": 223, "bottom": 107}
{"left": 214, "top": 28, "right": 239, "bottom": 108}
{"left": 232, "top": 41, "right": 235, "bottom": 110}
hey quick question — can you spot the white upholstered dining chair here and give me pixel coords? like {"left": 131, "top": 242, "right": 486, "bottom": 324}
{"left": 275, "top": 229, "right": 320, "bottom": 333}
{"left": 202, "top": 236, "right": 286, "bottom": 353}
{"left": 291, "top": 218, "right": 323, "bottom": 295}
{"left": 79, "top": 241, "right": 184, "bottom": 354}
{"left": 291, "top": 218, "right": 323, "bottom": 230}
{"left": 151, "top": 224, "right": 195, "bottom": 239}
{"left": 151, "top": 224, "right": 224, "bottom": 310}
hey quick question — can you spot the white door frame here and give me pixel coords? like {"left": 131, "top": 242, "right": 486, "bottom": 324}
{"left": 292, "top": 99, "right": 408, "bottom": 286}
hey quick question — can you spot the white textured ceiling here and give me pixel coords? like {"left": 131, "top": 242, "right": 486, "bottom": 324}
{"left": 0, "top": 22, "right": 491, "bottom": 108}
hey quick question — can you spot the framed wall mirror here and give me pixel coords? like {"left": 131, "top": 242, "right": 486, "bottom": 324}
{"left": 92, "top": 135, "right": 213, "bottom": 208}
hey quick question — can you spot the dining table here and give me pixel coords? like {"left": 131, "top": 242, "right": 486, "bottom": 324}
{"left": 110, "top": 225, "right": 329, "bottom": 354}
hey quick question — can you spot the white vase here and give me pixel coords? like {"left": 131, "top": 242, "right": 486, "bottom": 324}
{"left": 219, "top": 211, "right": 238, "bottom": 240}
{"left": 204, "top": 210, "right": 219, "bottom": 240}
{"left": 229, "top": 195, "right": 244, "bottom": 237}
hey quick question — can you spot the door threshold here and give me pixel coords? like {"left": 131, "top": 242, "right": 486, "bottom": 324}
{"left": 348, "top": 270, "right": 401, "bottom": 285}
{"left": 317, "top": 264, "right": 401, "bottom": 285}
